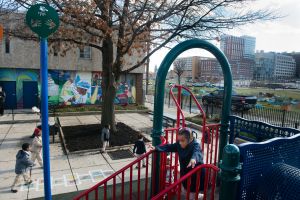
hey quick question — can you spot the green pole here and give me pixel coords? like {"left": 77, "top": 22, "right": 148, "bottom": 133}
{"left": 219, "top": 144, "right": 241, "bottom": 200}
{"left": 151, "top": 39, "right": 232, "bottom": 195}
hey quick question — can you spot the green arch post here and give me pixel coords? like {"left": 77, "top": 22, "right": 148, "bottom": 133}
{"left": 152, "top": 39, "right": 232, "bottom": 194}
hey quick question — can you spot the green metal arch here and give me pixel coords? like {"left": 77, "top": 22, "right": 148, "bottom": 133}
{"left": 152, "top": 38, "right": 233, "bottom": 160}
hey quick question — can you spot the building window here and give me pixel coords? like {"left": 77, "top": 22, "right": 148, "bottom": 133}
{"left": 5, "top": 35, "right": 10, "bottom": 54}
{"left": 79, "top": 46, "right": 91, "bottom": 59}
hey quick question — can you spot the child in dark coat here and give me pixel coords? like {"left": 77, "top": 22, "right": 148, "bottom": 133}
{"left": 155, "top": 128, "right": 205, "bottom": 199}
{"left": 101, "top": 124, "right": 110, "bottom": 153}
{"left": 11, "top": 143, "right": 34, "bottom": 193}
{"left": 133, "top": 134, "right": 147, "bottom": 168}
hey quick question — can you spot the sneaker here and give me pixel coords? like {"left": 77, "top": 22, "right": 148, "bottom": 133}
{"left": 25, "top": 180, "right": 33, "bottom": 185}
{"left": 135, "top": 166, "right": 139, "bottom": 169}
{"left": 198, "top": 193, "right": 204, "bottom": 200}
{"left": 142, "top": 165, "right": 147, "bottom": 168}
{"left": 11, "top": 189, "right": 18, "bottom": 193}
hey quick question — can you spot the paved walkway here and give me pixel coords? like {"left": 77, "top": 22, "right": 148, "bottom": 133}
{"left": 0, "top": 113, "right": 155, "bottom": 199}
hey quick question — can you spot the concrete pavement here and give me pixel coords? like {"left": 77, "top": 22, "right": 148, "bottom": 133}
{"left": 0, "top": 113, "right": 154, "bottom": 200}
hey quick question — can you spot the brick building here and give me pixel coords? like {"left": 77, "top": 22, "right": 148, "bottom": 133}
{"left": 220, "top": 35, "right": 256, "bottom": 79}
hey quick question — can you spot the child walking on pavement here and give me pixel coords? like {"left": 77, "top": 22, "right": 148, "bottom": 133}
{"left": 133, "top": 134, "right": 146, "bottom": 168}
{"left": 11, "top": 143, "right": 34, "bottom": 193}
{"left": 31, "top": 128, "right": 43, "bottom": 167}
{"left": 101, "top": 124, "right": 110, "bottom": 153}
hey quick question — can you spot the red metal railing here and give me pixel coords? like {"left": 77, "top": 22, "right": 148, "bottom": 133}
{"left": 163, "top": 128, "right": 180, "bottom": 189}
{"left": 169, "top": 84, "right": 207, "bottom": 133}
{"left": 169, "top": 84, "right": 220, "bottom": 166}
{"left": 151, "top": 164, "right": 219, "bottom": 200}
{"left": 73, "top": 136, "right": 166, "bottom": 200}
{"left": 202, "top": 124, "right": 221, "bottom": 166}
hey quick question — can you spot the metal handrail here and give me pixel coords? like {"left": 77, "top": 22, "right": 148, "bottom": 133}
{"left": 151, "top": 164, "right": 219, "bottom": 200}
{"left": 73, "top": 136, "right": 166, "bottom": 200}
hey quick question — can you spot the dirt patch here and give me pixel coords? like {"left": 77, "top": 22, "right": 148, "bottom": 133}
{"left": 62, "top": 122, "right": 150, "bottom": 152}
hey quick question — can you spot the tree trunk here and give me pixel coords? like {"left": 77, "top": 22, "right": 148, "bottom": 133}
{"left": 178, "top": 76, "right": 181, "bottom": 85}
{"left": 101, "top": 36, "right": 117, "bottom": 132}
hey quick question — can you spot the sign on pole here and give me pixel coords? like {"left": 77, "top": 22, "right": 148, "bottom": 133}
{"left": 26, "top": 4, "right": 59, "bottom": 200}
{"left": 26, "top": 4, "right": 59, "bottom": 38}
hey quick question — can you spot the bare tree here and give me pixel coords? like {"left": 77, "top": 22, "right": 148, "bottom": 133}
{"left": 0, "top": 0, "right": 19, "bottom": 15}
{"left": 173, "top": 59, "right": 187, "bottom": 85}
{"left": 8, "top": 0, "right": 275, "bottom": 131}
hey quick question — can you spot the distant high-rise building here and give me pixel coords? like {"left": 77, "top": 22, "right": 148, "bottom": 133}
{"left": 241, "top": 36, "right": 256, "bottom": 59}
{"left": 286, "top": 52, "right": 300, "bottom": 78}
{"left": 220, "top": 35, "right": 256, "bottom": 79}
{"left": 254, "top": 51, "right": 296, "bottom": 80}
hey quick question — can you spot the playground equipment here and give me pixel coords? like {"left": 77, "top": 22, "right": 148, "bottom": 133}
{"left": 237, "top": 133, "right": 300, "bottom": 200}
{"left": 229, "top": 115, "right": 300, "bottom": 143}
{"left": 74, "top": 39, "right": 232, "bottom": 200}
{"left": 73, "top": 81, "right": 221, "bottom": 200}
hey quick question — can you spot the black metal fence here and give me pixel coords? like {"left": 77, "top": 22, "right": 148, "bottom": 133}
{"left": 204, "top": 104, "right": 300, "bottom": 129}
{"left": 162, "top": 92, "right": 300, "bottom": 129}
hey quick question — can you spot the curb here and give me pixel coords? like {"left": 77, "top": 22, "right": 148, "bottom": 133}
{"left": 0, "top": 119, "right": 40, "bottom": 125}
{"left": 49, "top": 109, "right": 149, "bottom": 117}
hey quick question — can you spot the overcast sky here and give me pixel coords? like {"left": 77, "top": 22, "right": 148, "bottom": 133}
{"left": 149, "top": 0, "right": 300, "bottom": 72}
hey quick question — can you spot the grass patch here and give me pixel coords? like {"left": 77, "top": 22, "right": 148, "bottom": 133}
{"left": 186, "top": 114, "right": 220, "bottom": 125}
{"left": 235, "top": 88, "right": 300, "bottom": 100}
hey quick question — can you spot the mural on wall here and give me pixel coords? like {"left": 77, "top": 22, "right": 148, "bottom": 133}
{"left": 47, "top": 70, "right": 136, "bottom": 105}
{"left": 0, "top": 68, "right": 137, "bottom": 108}
{"left": 115, "top": 74, "right": 136, "bottom": 105}
{"left": 0, "top": 68, "right": 38, "bottom": 108}
{"left": 48, "top": 70, "right": 92, "bottom": 105}
{"left": 91, "top": 72, "right": 102, "bottom": 104}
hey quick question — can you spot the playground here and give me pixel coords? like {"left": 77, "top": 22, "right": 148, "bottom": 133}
{"left": 1, "top": 4, "right": 300, "bottom": 200}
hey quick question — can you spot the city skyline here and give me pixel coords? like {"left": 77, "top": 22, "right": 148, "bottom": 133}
{"left": 149, "top": 0, "right": 300, "bottom": 72}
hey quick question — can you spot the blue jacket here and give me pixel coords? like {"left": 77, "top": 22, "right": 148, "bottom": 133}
{"left": 156, "top": 139, "right": 205, "bottom": 192}
{"left": 15, "top": 150, "right": 34, "bottom": 174}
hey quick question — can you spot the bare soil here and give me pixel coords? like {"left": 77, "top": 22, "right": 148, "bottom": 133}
{"left": 62, "top": 122, "right": 150, "bottom": 152}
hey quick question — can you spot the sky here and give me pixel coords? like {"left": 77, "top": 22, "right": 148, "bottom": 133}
{"left": 149, "top": 0, "right": 300, "bottom": 72}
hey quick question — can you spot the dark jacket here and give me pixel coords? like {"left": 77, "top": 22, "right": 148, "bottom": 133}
{"left": 133, "top": 140, "right": 146, "bottom": 154}
{"left": 15, "top": 150, "right": 34, "bottom": 174}
{"left": 0, "top": 91, "right": 5, "bottom": 104}
{"left": 156, "top": 139, "right": 205, "bottom": 192}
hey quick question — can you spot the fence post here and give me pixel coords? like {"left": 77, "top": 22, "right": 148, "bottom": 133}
{"left": 189, "top": 95, "right": 192, "bottom": 114}
{"left": 281, "top": 109, "right": 286, "bottom": 127}
{"left": 241, "top": 104, "right": 244, "bottom": 118}
{"left": 219, "top": 144, "right": 241, "bottom": 200}
{"left": 206, "top": 104, "right": 209, "bottom": 117}
{"left": 168, "top": 92, "right": 170, "bottom": 108}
